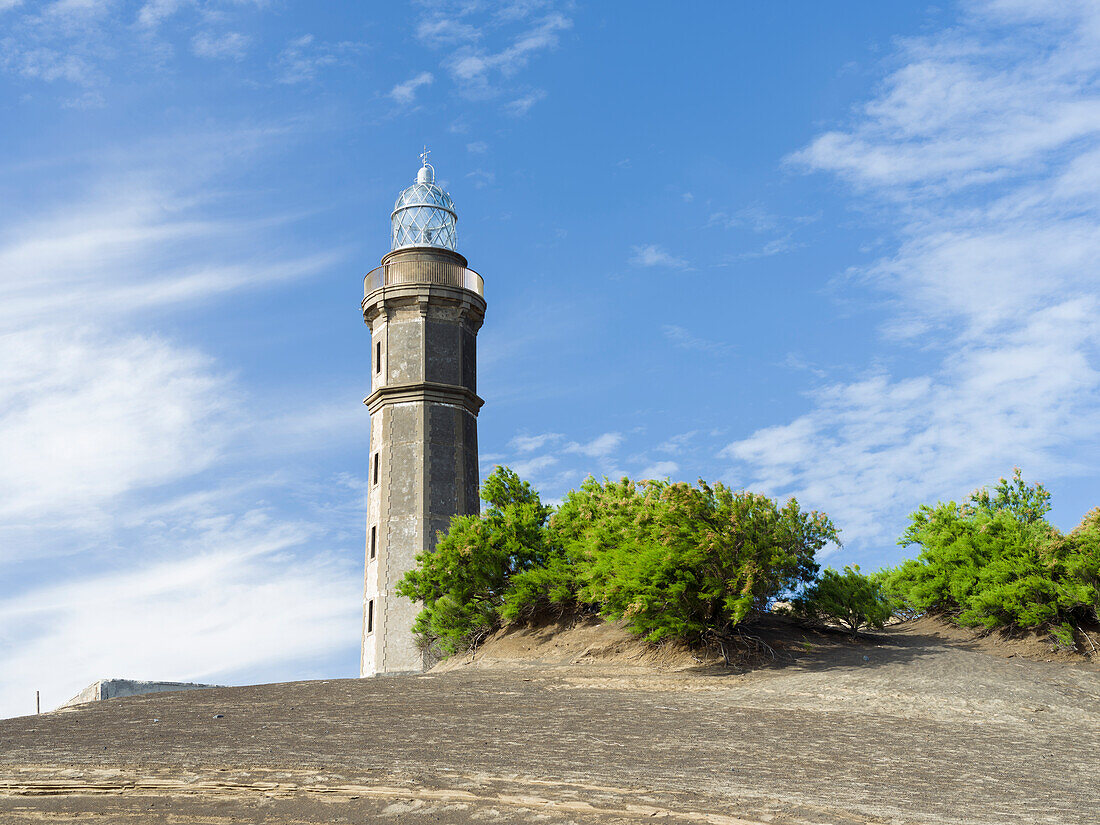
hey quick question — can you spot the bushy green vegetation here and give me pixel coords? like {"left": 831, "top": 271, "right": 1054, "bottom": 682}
{"left": 395, "top": 467, "right": 553, "bottom": 654}
{"left": 398, "top": 466, "right": 1100, "bottom": 656}
{"left": 546, "top": 477, "right": 836, "bottom": 642}
{"left": 398, "top": 468, "right": 838, "bottom": 651}
{"left": 793, "top": 565, "right": 893, "bottom": 635}
{"left": 883, "top": 470, "right": 1100, "bottom": 646}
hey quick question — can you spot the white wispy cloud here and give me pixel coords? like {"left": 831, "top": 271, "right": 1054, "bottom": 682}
{"left": 466, "top": 140, "right": 489, "bottom": 153}
{"left": 662, "top": 324, "right": 735, "bottom": 356}
{"left": 499, "top": 429, "right": 631, "bottom": 495}
{"left": 707, "top": 204, "right": 780, "bottom": 233}
{"left": 416, "top": 16, "right": 481, "bottom": 47}
{"left": 788, "top": 1, "right": 1100, "bottom": 194}
{"left": 630, "top": 244, "right": 689, "bottom": 269}
{"left": 416, "top": 2, "right": 570, "bottom": 101}
{"left": 389, "top": 70, "right": 434, "bottom": 104}
{"left": 0, "top": 128, "right": 359, "bottom": 718}
{"left": 447, "top": 13, "right": 569, "bottom": 93}
{"left": 276, "top": 34, "right": 335, "bottom": 83}
{"left": 508, "top": 453, "right": 554, "bottom": 477}
{"left": 60, "top": 88, "right": 105, "bottom": 108}
{"left": 494, "top": 1, "right": 553, "bottom": 23}
{"left": 505, "top": 89, "right": 545, "bottom": 115}
{"left": 566, "top": 432, "right": 623, "bottom": 458}
{"left": 0, "top": 184, "right": 339, "bottom": 329}
{"left": 0, "top": 39, "right": 100, "bottom": 86}
{"left": 0, "top": 147, "right": 346, "bottom": 552}
{"left": 466, "top": 168, "right": 495, "bottom": 188}
{"left": 411, "top": 1, "right": 570, "bottom": 109}
{"left": 509, "top": 454, "right": 559, "bottom": 478}
{"left": 0, "top": 1, "right": 269, "bottom": 94}
{"left": 192, "top": 30, "right": 250, "bottom": 61}
{"left": 247, "top": 401, "right": 366, "bottom": 459}
{"left": 729, "top": 235, "right": 801, "bottom": 261}
{"left": 641, "top": 460, "right": 679, "bottom": 479}
{"left": 0, "top": 509, "right": 359, "bottom": 718}
{"left": 656, "top": 430, "right": 698, "bottom": 454}
{"left": 509, "top": 432, "right": 563, "bottom": 452}
{"left": 276, "top": 34, "right": 364, "bottom": 85}
{"left": 707, "top": 205, "right": 815, "bottom": 261}
{"left": 724, "top": 0, "right": 1100, "bottom": 546}
{"left": 137, "top": 0, "right": 186, "bottom": 29}
{"left": 725, "top": 301, "right": 1100, "bottom": 541}
{"left": 0, "top": 328, "right": 234, "bottom": 531}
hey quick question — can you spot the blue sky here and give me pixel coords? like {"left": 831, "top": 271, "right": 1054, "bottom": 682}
{"left": 2, "top": 0, "right": 1099, "bottom": 717}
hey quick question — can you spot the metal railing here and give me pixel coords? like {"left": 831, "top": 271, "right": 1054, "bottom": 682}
{"left": 363, "top": 259, "right": 484, "bottom": 298}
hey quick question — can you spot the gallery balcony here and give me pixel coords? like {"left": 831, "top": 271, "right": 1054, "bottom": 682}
{"left": 363, "top": 255, "right": 484, "bottom": 300}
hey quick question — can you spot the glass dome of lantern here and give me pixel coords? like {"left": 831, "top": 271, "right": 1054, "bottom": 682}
{"left": 391, "top": 150, "right": 458, "bottom": 252}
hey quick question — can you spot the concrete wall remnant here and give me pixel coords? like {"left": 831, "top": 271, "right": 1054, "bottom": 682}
{"left": 59, "top": 679, "right": 222, "bottom": 710}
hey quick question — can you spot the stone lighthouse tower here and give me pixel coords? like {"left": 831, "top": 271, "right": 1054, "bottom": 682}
{"left": 360, "top": 152, "right": 486, "bottom": 676}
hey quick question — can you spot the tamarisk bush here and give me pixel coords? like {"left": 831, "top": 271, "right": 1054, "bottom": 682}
{"left": 548, "top": 477, "right": 837, "bottom": 643}
{"left": 793, "top": 565, "right": 893, "bottom": 635}
{"left": 396, "top": 466, "right": 553, "bottom": 654}
{"left": 883, "top": 470, "right": 1100, "bottom": 647}
{"left": 398, "top": 469, "right": 839, "bottom": 651}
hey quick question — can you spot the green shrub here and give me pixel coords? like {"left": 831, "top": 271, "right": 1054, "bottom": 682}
{"left": 1051, "top": 508, "right": 1100, "bottom": 631}
{"left": 396, "top": 465, "right": 1100, "bottom": 656}
{"left": 883, "top": 470, "right": 1095, "bottom": 646}
{"left": 794, "top": 565, "right": 893, "bottom": 635}
{"left": 501, "top": 551, "right": 581, "bottom": 621}
{"left": 399, "top": 471, "right": 839, "bottom": 653}
{"left": 395, "top": 466, "right": 553, "bottom": 653}
{"left": 546, "top": 477, "right": 837, "bottom": 643}
{"left": 963, "top": 468, "right": 1051, "bottom": 524}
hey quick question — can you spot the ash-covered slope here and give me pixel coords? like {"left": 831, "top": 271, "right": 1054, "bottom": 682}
{"left": 1, "top": 621, "right": 1097, "bottom": 825}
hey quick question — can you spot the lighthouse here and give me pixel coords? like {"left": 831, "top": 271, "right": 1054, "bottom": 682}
{"left": 360, "top": 153, "right": 486, "bottom": 676}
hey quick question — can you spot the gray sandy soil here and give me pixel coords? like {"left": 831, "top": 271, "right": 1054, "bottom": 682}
{"left": 1, "top": 620, "right": 1097, "bottom": 824}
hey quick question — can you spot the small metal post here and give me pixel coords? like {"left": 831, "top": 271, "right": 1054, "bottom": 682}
{"left": 36, "top": 690, "right": 40, "bottom": 714}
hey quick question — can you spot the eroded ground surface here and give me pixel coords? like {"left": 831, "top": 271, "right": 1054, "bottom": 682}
{"left": 1, "top": 622, "right": 1097, "bottom": 824}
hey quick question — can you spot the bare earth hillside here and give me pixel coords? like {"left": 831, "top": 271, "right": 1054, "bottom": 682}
{"left": 1, "top": 619, "right": 1097, "bottom": 825}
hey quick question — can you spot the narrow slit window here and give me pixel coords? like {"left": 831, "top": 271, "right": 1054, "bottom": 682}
{"left": 373, "top": 453, "right": 379, "bottom": 486}
{"left": 367, "top": 599, "right": 374, "bottom": 634}
{"left": 370, "top": 525, "right": 377, "bottom": 559}
{"left": 375, "top": 341, "right": 381, "bottom": 374}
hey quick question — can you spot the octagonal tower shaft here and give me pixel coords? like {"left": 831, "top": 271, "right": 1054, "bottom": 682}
{"left": 361, "top": 246, "right": 485, "bottom": 676}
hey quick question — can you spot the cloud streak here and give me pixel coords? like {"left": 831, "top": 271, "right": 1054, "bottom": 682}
{"left": 566, "top": 432, "right": 623, "bottom": 458}
{"left": 0, "top": 1, "right": 273, "bottom": 95}
{"left": 390, "top": 70, "right": 434, "bottom": 104}
{"left": 192, "top": 31, "right": 250, "bottom": 61}
{"left": 724, "top": 0, "right": 1100, "bottom": 546}
{"left": 0, "top": 128, "right": 359, "bottom": 718}
{"left": 0, "top": 508, "right": 359, "bottom": 718}
{"left": 510, "top": 432, "right": 563, "bottom": 452}
{"left": 0, "top": 182, "right": 340, "bottom": 330}
{"left": 662, "top": 325, "right": 735, "bottom": 356}
{"left": 414, "top": 3, "right": 571, "bottom": 105}
{"left": 446, "top": 13, "right": 570, "bottom": 93}
{"left": 0, "top": 328, "right": 234, "bottom": 532}
{"left": 630, "top": 244, "right": 689, "bottom": 269}
{"left": 788, "top": 2, "right": 1100, "bottom": 194}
